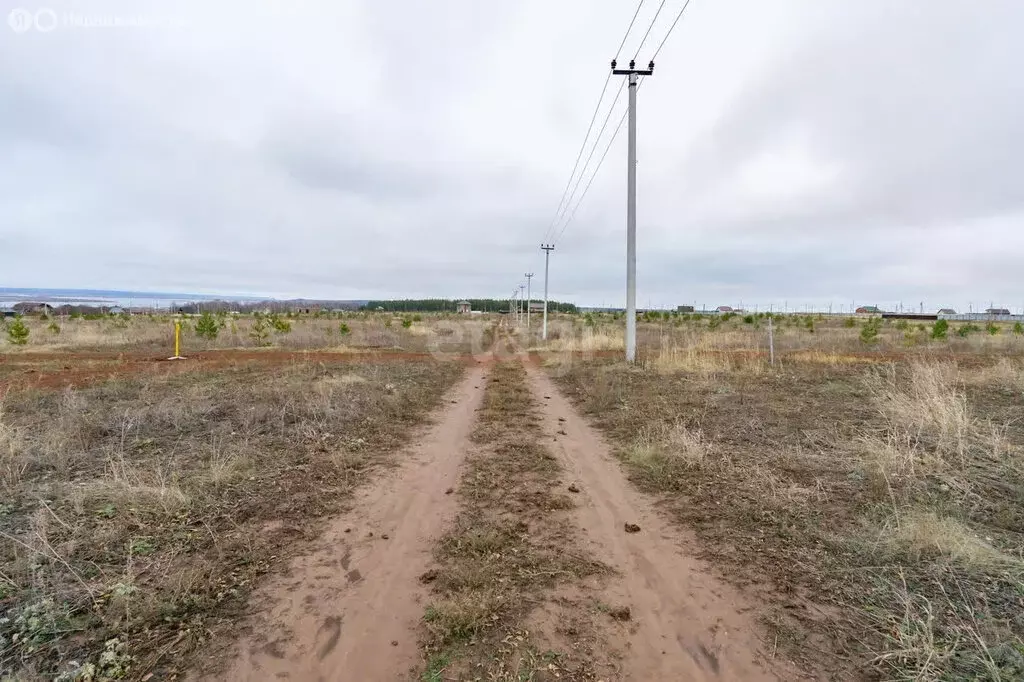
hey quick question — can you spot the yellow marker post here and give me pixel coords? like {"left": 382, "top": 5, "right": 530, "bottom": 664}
{"left": 168, "top": 318, "right": 186, "bottom": 360}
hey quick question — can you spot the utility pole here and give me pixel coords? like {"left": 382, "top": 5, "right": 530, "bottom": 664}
{"left": 541, "top": 244, "right": 554, "bottom": 340}
{"left": 525, "top": 273, "right": 534, "bottom": 332}
{"left": 519, "top": 284, "right": 526, "bottom": 326}
{"left": 612, "top": 58, "right": 654, "bottom": 363}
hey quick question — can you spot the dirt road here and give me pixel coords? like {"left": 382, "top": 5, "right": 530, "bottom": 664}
{"left": 207, "top": 343, "right": 800, "bottom": 681}
{"left": 211, "top": 365, "right": 487, "bottom": 682}
{"left": 527, "top": 365, "right": 797, "bottom": 681}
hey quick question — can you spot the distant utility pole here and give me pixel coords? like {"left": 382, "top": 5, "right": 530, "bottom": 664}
{"left": 525, "top": 273, "right": 534, "bottom": 332}
{"left": 541, "top": 244, "right": 555, "bottom": 340}
{"left": 612, "top": 58, "right": 654, "bottom": 363}
{"left": 519, "top": 284, "right": 526, "bottom": 325}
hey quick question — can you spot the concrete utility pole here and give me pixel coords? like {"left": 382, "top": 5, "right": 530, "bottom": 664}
{"left": 612, "top": 58, "right": 654, "bottom": 363}
{"left": 541, "top": 244, "right": 554, "bottom": 340}
{"left": 525, "top": 273, "right": 534, "bottom": 333}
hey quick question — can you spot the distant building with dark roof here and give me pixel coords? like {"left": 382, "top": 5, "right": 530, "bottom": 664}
{"left": 986, "top": 308, "right": 1012, "bottom": 316}
{"left": 856, "top": 305, "right": 882, "bottom": 314}
{"left": 938, "top": 308, "right": 957, "bottom": 315}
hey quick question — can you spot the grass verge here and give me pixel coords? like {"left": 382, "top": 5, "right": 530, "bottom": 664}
{"left": 551, "top": 357, "right": 1024, "bottom": 680}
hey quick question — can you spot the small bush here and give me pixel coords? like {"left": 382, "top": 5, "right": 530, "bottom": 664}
{"left": 270, "top": 315, "right": 291, "bottom": 334}
{"left": 844, "top": 317, "right": 857, "bottom": 328}
{"left": 895, "top": 319, "right": 909, "bottom": 331}
{"left": 1014, "top": 322, "right": 1023, "bottom": 335}
{"left": 956, "top": 323, "right": 981, "bottom": 338}
{"left": 805, "top": 317, "right": 815, "bottom": 333}
{"left": 7, "top": 317, "right": 29, "bottom": 345}
{"left": 250, "top": 315, "right": 271, "bottom": 346}
{"left": 584, "top": 313, "right": 595, "bottom": 327}
{"left": 47, "top": 321, "right": 61, "bottom": 335}
{"left": 401, "top": 318, "right": 413, "bottom": 329}
{"left": 743, "top": 315, "right": 754, "bottom": 324}
{"left": 860, "top": 317, "right": 881, "bottom": 344}
{"left": 987, "top": 323, "right": 999, "bottom": 336}
{"left": 931, "top": 319, "right": 948, "bottom": 340}
{"left": 194, "top": 312, "right": 219, "bottom": 340}
{"left": 412, "top": 314, "right": 422, "bottom": 322}
{"left": 339, "top": 322, "right": 351, "bottom": 336}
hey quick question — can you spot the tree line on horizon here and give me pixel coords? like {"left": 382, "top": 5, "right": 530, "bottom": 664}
{"left": 359, "top": 299, "right": 579, "bottom": 313}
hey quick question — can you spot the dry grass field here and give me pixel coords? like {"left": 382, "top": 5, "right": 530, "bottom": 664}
{"left": 0, "top": 313, "right": 478, "bottom": 680}
{"left": 540, "top": 314, "right": 1024, "bottom": 680}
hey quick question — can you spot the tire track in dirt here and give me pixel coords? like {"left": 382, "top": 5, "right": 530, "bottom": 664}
{"left": 526, "top": 364, "right": 802, "bottom": 681}
{"left": 208, "top": 364, "right": 488, "bottom": 682}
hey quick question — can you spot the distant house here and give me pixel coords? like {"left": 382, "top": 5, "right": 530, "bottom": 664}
{"left": 986, "top": 308, "right": 1012, "bottom": 316}
{"left": 856, "top": 306, "right": 882, "bottom": 314}
{"left": 13, "top": 302, "right": 54, "bottom": 315}
{"left": 108, "top": 306, "right": 125, "bottom": 315}
{"left": 676, "top": 305, "right": 695, "bottom": 313}
{"left": 456, "top": 300, "right": 472, "bottom": 314}
{"left": 0, "top": 307, "right": 16, "bottom": 318}
{"left": 529, "top": 301, "right": 545, "bottom": 313}
{"left": 937, "top": 308, "right": 957, "bottom": 315}
{"left": 715, "top": 306, "right": 733, "bottom": 313}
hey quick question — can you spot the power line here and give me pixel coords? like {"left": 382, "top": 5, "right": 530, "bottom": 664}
{"left": 550, "top": 79, "right": 626, "bottom": 234}
{"left": 552, "top": 90, "right": 632, "bottom": 245}
{"left": 632, "top": 0, "right": 668, "bottom": 61}
{"left": 541, "top": 0, "right": 650, "bottom": 245}
{"left": 652, "top": 0, "right": 694, "bottom": 60}
{"left": 541, "top": 72, "right": 611, "bottom": 244}
{"left": 553, "top": 0, "right": 697, "bottom": 245}
{"left": 615, "top": 0, "right": 646, "bottom": 62}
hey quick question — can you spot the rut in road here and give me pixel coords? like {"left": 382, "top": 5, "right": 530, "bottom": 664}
{"left": 526, "top": 363, "right": 801, "bottom": 681}
{"left": 208, "top": 364, "right": 488, "bottom": 682}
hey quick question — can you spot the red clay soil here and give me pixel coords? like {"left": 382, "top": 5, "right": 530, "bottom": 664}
{"left": 0, "top": 349, "right": 474, "bottom": 393}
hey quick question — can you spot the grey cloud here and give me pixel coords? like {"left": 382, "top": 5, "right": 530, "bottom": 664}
{"left": 0, "top": 0, "right": 1021, "bottom": 310}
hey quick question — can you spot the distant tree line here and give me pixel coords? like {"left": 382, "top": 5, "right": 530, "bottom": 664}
{"left": 360, "top": 299, "right": 578, "bottom": 313}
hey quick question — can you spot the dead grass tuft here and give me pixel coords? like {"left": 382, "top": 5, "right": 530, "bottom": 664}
{"left": 868, "top": 362, "right": 972, "bottom": 461}
{"left": 626, "top": 421, "right": 709, "bottom": 479}
{"left": 879, "top": 511, "right": 1021, "bottom": 569}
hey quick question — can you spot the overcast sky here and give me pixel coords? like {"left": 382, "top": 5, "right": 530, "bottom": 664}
{"left": 1, "top": 0, "right": 1021, "bottom": 310}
